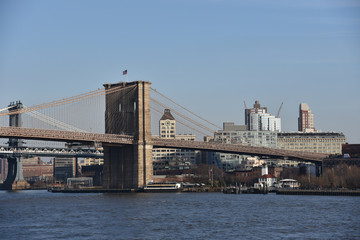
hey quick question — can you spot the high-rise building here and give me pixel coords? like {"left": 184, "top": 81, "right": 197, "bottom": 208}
{"left": 298, "top": 103, "right": 314, "bottom": 132}
{"left": 245, "top": 100, "right": 281, "bottom": 132}
{"left": 159, "top": 109, "right": 176, "bottom": 138}
{"left": 245, "top": 100, "right": 267, "bottom": 129}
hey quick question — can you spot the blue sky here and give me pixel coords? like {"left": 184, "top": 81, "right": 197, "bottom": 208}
{"left": 0, "top": 0, "right": 359, "bottom": 143}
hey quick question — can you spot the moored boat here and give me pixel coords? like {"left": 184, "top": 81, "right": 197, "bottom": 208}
{"left": 144, "top": 182, "right": 182, "bottom": 192}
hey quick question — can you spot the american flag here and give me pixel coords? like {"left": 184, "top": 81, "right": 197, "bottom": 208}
{"left": 123, "top": 70, "right": 127, "bottom": 75}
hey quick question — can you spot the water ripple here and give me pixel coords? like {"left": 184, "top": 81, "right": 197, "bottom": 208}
{"left": 0, "top": 191, "right": 359, "bottom": 239}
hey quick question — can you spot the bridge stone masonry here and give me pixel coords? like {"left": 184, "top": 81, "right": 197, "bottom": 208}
{"left": 0, "top": 80, "right": 329, "bottom": 191}
{"left": 102, "top": 81, "right": 153, "bottom": 190}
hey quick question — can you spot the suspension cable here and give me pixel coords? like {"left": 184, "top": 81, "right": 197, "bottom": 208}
{"left": 151, "top": 106, "right": 210, "bottom": 136}
{"left": 151, "top": 97, "right": 216, "bottom": 134}
{"left": 0, "top": 84, "right": 136, "bottom": 116}
{"left": 151, "top": 87, "right": 221, "bottom": 129}
{"left": 25, "top": 110, "right": 86, "bottom": 132}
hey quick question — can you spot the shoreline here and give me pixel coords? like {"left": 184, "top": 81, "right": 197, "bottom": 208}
{"left": 2, "top": 187, "right": 360, "bottom": 196}
{"left": 276, "top": 189, "right": 360, "bottom": 196}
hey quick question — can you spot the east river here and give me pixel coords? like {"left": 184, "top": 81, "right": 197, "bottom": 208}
{"left": 0, "top": 190, "right": 359, "bottom": 239}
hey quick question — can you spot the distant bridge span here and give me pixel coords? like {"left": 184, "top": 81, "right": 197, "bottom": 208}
{"left": 0, "top": 127, "right": 327, "bottom": 162}
{"left": 0, "top": 146, "right": 104, "bottom": 158}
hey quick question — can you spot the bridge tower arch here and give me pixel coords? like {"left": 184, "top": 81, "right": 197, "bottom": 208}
{"left": 102, "top": 81, "right": 153, "bottom": 189}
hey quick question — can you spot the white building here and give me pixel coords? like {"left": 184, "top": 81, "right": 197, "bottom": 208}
{"left": 153, "top": 109, "right": 197, "bottom": 170}
{"left": 213, "top": 122, "right": 278, "bottom": 170}
{"left": 249, "top": 112, "right": 281, "bottom": 131}
{"left": 210, "top": 101, "right": 281, "bottom": 171}
{"left": 257, "top": 174, "right": 277, "bottom": 188}
{"left": 159, "top": 109, "right": 176, "bottom": 138}
{"left": 238, "top": 157, "right": 266, "bottom": 171}
{"left": 245, "top": 100, "right": 267, "bottom": 129}
{"left": 247, "top": 101, "right": 281, "bottom": 132}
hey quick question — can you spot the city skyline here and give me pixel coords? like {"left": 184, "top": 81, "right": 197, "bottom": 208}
{"left": 0, "top": 0, "right": 359, "bottom": 143}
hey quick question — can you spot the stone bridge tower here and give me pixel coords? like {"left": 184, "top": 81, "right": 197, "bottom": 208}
{"left": 102, "top": 81, "right": 153, "bottom": 189}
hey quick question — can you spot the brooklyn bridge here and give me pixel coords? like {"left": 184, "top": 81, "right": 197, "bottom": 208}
{"left": 0, "top": 81, "right": 327, "bottom": 190}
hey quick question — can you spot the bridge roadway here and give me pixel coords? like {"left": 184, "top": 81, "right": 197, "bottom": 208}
{"left": 0, "top": 146, "right": 103, "bottom": 158}
{"left": 0, "top": 127, "right": 133, "bottom": 145}
{"left": 0, "top": 127, "right": 327, "bottom": 162}
{"left": 152, "top": 139, "right": 327, "bottom": 163}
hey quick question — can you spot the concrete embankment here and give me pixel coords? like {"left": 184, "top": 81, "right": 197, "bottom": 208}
{"left": 276, "top": 189, "right": 360, "bottom": 196}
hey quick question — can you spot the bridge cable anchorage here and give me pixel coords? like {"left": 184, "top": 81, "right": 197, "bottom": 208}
{"left": 0, "top": 84, "right": 136, "bottom": 117}
{"left": 150, "top": 97, "right": 216, "bottom": 134}
{"left": 150, "top": 87, "right": 222, "bottom": 130}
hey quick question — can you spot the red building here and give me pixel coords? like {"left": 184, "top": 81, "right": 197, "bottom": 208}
{"left": 234, "top": 167, "right": 262, "bottom": 186}
{"left": 342, "top": 144, "right": 360, "bottom": 157}
{"left": 23, "top": 157, "right": 53, "bottom": 181}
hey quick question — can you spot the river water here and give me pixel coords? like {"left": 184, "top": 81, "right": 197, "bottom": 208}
{"left": 0, "top": 190, "right": 359, "bottom": 239}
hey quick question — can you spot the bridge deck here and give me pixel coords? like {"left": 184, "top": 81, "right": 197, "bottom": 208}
{"left": 0, "top": 127, "right": 327, "bottom": 162}
{"left": 0, "top": 127, "right": 133, "bottom": 145}
{"left": 152, "top": 139, "right": 326, "bottom": 162}
{"left": 0, "top": 146, "right": 104, "bottom": 158}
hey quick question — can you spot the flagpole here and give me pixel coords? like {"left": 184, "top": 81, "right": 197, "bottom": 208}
{"left": 123, "top": 69, "right": 128, "bottom": 82}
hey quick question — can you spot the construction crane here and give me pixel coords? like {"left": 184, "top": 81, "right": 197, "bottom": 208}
{"left": 276, "top": 102, "right": 283, "bottom": 118}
